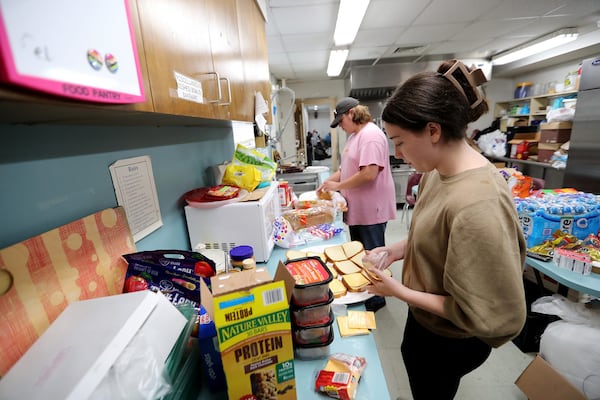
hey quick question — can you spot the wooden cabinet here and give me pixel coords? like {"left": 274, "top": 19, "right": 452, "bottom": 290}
{"left": 136, "top": 0, "right": 222, "bottom": 119}
{"left": 236, "top": 0, "right": 272, "bottom": 123}
{"left": 494, "top": 90, "right": 578, "bottom": 130}
{"left": 137, "top": 0, "right": 267, "bottom": 122}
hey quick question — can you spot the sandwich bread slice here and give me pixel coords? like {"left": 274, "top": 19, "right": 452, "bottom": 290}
{"left": 329, "top": 278, "right": 347, "bottom": 298}
{"left": 286, "top": 249, "right": 306, "bottom": 260}
{"left": 324, "top": 245, "right": 347, "bottom": 262}
{"left": 342, "top": 241, "right": 364, "bottom": 259}
{"left": 350, "top": 251, "right": 367, "bottom": 269}
{"left": 342, "top": 272, "right": 371, "bottom": 292}
{"left": 334, "top": 260, "right": 361, "bottom": 275}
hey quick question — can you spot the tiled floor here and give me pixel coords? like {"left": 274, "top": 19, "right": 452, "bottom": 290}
{"left": 372, "top": 206, "right": 535, "bottom": 400}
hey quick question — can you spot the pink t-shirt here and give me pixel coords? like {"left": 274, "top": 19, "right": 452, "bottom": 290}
{"left": 340, "top": 122, "right": 396, "bottom": 226}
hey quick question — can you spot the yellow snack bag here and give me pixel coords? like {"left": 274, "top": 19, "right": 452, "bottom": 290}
{"left": 221, "top": 164, "right": 262, "bottom": 191}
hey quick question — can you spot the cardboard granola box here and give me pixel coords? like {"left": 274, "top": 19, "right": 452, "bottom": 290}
{"left": 200, "top": 267, "right": 297, "bottom": 400}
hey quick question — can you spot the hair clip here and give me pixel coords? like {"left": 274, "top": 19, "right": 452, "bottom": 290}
{"left": 442, "top": 61, "right": 487, "bottom": 109}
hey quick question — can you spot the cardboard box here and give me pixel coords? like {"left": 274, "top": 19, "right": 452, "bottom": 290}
{"left": 538, "top": 142, "right": 562, "bottom": 150}
{"left": 513, "top": 131, "right": 541, "bottom": 141}
{"left": 537, "top": 149, "right": 556, "bottom": 163}
{"left": 200, "top": 266, "right": 297, "bottom": 400}
{"left": 540, "top": 121, "right": 573, "bottom": 130}
{"left": 515, "top": 355, "right": 586, "bottom": 400}
{"left": 540, "top": 129, "right": 571, "bottom": 144}
{"left": 0, "top": 291, "right": 188, "bottom": 400}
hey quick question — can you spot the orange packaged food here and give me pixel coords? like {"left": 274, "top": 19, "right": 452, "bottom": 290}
{"left": 285, "top": 257, "right": 333, "bottom": 306}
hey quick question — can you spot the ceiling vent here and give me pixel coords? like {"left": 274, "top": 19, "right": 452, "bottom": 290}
{"left": 392, "top": 45, "right": 428, "bottom": 55}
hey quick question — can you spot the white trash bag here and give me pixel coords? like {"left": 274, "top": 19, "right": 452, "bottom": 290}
{"left": 533, "top": 294, "right": 600, "bottom": 399}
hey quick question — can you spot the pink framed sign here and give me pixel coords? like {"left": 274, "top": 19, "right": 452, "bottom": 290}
{"left": 0, "top": 0, "right": 145, "bottom": 103}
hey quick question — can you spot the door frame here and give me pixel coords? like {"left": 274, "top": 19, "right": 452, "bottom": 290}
{"left": 295, "top": 96, "right": 339, "bottom": 170}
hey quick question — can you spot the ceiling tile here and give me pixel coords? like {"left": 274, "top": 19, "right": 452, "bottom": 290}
{"left": 349, "top": 46, "right": 389, "bottom": 61}
{"left": 361, "top": 0, "right": 427, "bottom": 29}
{"left": 281, "top": 33, "right": 332, "bottom": 52}
{"left": 264, "top": 0, "right": 600, "bottom": 82}
{"left": 414, "top": 0, "right": 503, "bottom": 24}
{"left": 395, "top": 23, "right": 466, "bottom": 45}
{"left": 354, "top": 28, "right": 405, "bottom": 47}
{"left": 268, "top": 4, "right": 336, "bottom": 35}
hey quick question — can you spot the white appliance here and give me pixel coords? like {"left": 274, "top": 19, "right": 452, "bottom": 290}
{"left": 184, "top": 182, "right": 280, "bottom": 262}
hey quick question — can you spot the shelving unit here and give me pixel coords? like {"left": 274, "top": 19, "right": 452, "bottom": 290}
{"left": 494, "top": 89, "right": 578, "bottom": 130}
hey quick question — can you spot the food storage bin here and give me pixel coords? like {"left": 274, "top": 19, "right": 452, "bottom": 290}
{"left": 293, "top": 329, "right": 334, "bottom": 360}
{"left": 514, "top": 82, "right": 533, "bottom": 98}
{"left": 284, "top": 257, "right": 333, "bottom": 306}
{"left": 292, "top": 310, "right": 334, "bottom": 345}
{"left": 291, "top": 291, "right": 333, "bottom": 326}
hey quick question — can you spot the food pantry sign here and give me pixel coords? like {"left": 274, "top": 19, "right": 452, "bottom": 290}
{"left": 0, "top": 0, "right": 145, "bottom": 103}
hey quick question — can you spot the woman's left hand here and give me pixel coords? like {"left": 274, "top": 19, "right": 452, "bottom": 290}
{"left": 366, "top": 268, "right": 406, "bottom": 298}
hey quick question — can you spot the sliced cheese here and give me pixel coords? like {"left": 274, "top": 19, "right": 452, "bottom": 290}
{"left": 342, "top": 240, "right": 364, "bottom": 259}
{"left": 337, "top": 316, "right": 370, "bottom": 337}
{"left": 324, "top": 245, "right": 346, "bottom": 262}
{"left": 334, "top": 260, "right": 361, "bottom": 275}
{"left": 347, "top": 310, "right": 377, "bottom": 330}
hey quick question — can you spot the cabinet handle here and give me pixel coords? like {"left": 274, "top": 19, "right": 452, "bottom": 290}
{"left": 195, "top": 72, "right": 222, "bottom": 104}
{"left": 219, "top": 76, "right": 231, "bottom": 106}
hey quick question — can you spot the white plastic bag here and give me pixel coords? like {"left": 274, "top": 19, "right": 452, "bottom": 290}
{"left": 533, "top": 295, "right": 600, "bottom": 399}
{"left": 90, "top": 332, "right": 173, "bottom": 400}
{"left": 475, "top": 129, "right": 506, "bottom": 158}
{"left": 531, "top": 294, "right": 600, "bottom": 327}
{"left": 546, "top": 107, "right": 576, "bottom": 123}
{"left": 540, "top": 321, "right": 600, "bottom": 399}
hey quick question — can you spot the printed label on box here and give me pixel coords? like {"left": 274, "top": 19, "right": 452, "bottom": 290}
{"left": 213, "top": 280, "right": 296, "bottom": 399}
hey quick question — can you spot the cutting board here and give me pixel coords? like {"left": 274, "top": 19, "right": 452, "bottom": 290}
{"left": 0, "top": 207, "right": 135, "bottom": 376}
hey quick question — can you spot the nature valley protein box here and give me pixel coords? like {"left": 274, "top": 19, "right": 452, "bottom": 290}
{"left": 212, "top": 277, "right": 296, "bottom": 399}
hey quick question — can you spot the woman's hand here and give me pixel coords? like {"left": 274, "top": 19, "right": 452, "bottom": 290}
{"left": 366, "top": 268, "right": 407, "bottom": 298}
{"left": 363, "top": 247, "right": 393, "bottom": 270}
{"left": 318, "top": 180, "right": 341, "bottom": 193}
{"left": 365, "top": 240, "right": 407, "bottom": 268}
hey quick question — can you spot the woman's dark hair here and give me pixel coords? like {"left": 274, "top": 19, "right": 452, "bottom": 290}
{"left": 381, "top": 60, "right": 489, "bottom": 141}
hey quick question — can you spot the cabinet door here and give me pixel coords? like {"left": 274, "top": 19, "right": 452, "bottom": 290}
{"left": 237, "top": 0, "right": 272, "bottom": 124}
{"left": 136, "top": 0, "right": 222, "bottom": 119}
{"left": 106, "top": 0, "right": 154, "bottom": 113}
{"left": 206, "top": 0, "right": 246, "bottom": 121}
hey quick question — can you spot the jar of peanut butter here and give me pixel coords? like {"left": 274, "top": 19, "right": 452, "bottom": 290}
{"left": 229, "top": 245, "right": 254, "bottom": 271}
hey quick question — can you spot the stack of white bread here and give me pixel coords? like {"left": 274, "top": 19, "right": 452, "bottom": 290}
{"left": 285, "top": 241, "right": 392, "bottom": 299}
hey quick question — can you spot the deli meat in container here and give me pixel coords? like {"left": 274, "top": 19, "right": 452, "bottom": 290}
{"left": 284, "top": 257, "right": 333, "bottom": 306}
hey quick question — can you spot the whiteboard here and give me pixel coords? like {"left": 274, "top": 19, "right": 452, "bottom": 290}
{"left": 0, "top": 0, "right": 145, "bottom": 103}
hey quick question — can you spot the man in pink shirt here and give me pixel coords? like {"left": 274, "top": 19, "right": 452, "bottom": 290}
{"left": 318, "top": 97, "right": 396, "bottom": 311}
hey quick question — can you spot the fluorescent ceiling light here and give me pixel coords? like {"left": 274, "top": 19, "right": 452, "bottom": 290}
{"left": 327, "top": 49, "right": 349, "bottom": 77}
{"left": 492, "top": 28, "right": 578, "bottom": 66}
{"left": 333, "top": 0, "right": 370, "bottom": 46}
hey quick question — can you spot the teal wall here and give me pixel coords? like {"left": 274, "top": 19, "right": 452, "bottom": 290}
{"left": 0, "top": 123, "right": 235, "bottom": 251}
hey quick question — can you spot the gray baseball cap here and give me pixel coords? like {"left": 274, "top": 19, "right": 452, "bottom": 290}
{"left": 330, "top": 97, "right": 359, "bottom": 128}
